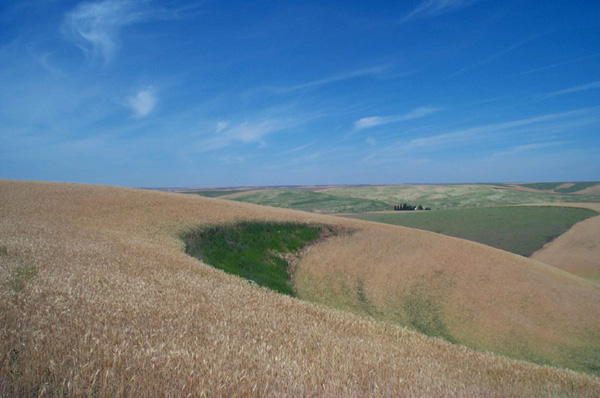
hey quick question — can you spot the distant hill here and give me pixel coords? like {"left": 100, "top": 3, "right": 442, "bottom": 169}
{"left": 512, "top": 182, "right": 600, "bottom": 194}
{"left": 182, "top": 182, "right": 600, "bottom": 213}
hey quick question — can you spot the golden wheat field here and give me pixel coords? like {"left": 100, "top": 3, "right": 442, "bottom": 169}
{"left": 1, "top": 180, "right": 600, "bottom": 397}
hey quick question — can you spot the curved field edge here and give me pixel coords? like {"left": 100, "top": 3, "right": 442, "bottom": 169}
{"left": 1, "top": 180, "right": 599, "bottom": 396}
{"left": 519, "top": 182, "right": 599, "bottom": 194}
{"left": 349, "top": 206, "right": 598, "bottom": 257}
{"left": 528, "top": 203, "right": 600, "bottom": 282}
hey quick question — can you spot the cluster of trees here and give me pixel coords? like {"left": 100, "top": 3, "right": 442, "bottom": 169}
{"left": 393, "top": 203, "right": 431, "bottom": 211}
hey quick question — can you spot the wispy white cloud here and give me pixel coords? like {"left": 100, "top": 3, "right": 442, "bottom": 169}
{"left": 219, "top": 155, "right": 245, "bottom": 164}
{"left": 127, "top": 87, "right": 157, "bottom": 118}
{"left": 486, "top": 140, "right": 574, "bottom": 160}
{"left": 366, "top": 137, "right": 376, "bottom": 146}
{"left": 354, "top": 116, "right": 385, "bottom": 130}
{"left": 537, "top": 80, "right": 600, "bottom": 99}
{"left": 284, "top": 148, "right": 340, "bottom": 167}
{"left": 27, "top": 48, "right": 65, "bottom": 78}
{"left": 400, "top": 0, "right": 479, "bottom": 23}
{"left": 403, "top": 108, "right": 595, "bottom": 151}
{"left": 363, "top": 107, "right": 599, "bottom": 163}
{"left": 507, "top": 141, "right": 571, "bottom": 153}
{"left": 354, "top": 106, "right": 438, "bottom": 130}
{"left": 259, "top": 65, "right": 389, "bottom": 95}
{"left": 215, "top": 121, "right": 229, "bottom": 132}
{"left": 279, "top": 140, "right": 318, "bottom": 156}
{"left": 449, "top": 37, "right": 535, "bottom": 78}
{"left": 194, "top": 118, "right": 302, "bottom": 153}
{"left": 514, "top": 53, "right": 600, "bottom": 77}
{"left": 63, "top": 0, "right": 148, "bottom": 64}
{"left": 512, "top": 141, "right": 570, "bottom": 152}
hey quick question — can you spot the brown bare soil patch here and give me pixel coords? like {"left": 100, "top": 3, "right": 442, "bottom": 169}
{"left": 1, "top": 180, "right": 599, "bottom": 396}
{"left": 530, "top": 203, "right": 600, "bottom": 281}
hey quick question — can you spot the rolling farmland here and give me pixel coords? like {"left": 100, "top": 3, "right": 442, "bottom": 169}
{"left": 2, "top": 180, "right": 600, "bottom": 396}
{"left": 224, "top": 183, "right": 600, "bottom": 213}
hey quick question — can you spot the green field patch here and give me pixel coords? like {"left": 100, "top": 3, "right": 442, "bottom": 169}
{"left": 231, "top": 190, "right": 391, "bottom": 213}
{"left": 183, "top": 190, "right": 247, "bottom": 197}
{"left": 519, "top": 182, "right": 565, "bottom": 191}
{"left": 517, "top": 181, "right": 599, "bottom": 193}
{"left": 182, "top": 222, "right": 327, "bottom": 296}
{"left": 555, "top": 182, "right": 599, "bottom": 193}
{"left": 352, "top": 206, "right": 597, "bottom": 257}
{"left": 5, "top": 264, "right": 37, "bottom": 293}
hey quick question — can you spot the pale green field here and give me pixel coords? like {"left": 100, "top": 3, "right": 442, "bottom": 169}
{"left": 230, "top": 189, "right": 391, "bottom": 213}
{"left": 319, "top": 184, "right": 600, "bottom": 210}
{"left": 229, "top": 183, "right": 600, "bottom": 213}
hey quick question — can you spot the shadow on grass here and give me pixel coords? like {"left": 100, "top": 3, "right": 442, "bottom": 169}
{"left": 182, "top": 221, "right": 335, "bottom": 297}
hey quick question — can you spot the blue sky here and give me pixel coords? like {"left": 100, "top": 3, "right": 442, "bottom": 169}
{"left": 1, "top": 0, "right": 599, "bottom": 187}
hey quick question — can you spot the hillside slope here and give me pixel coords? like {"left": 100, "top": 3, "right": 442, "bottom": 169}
{"left": 296, "top": 223, "right": 600, "bottom": 375}
{"left": 1, "top": 180, "right": 599, "bottom": 396}
{"left": 531, "top": 203, "right": 600, "bottom": 282}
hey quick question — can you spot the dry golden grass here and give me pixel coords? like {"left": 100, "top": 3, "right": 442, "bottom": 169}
{"left": 530, "top": 203, "right": 600, "bottom": 281}
{"left": 296, "top": 217, "right": 600, "bottom": 374}
{"left": 1, "top": 180, "right": 599, "bottom": 397}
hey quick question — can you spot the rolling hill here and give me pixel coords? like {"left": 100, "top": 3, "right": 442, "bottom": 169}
{"left": 530, "top": 203, "right": 600, "bottom": 283}
{"left": 1, "top": 180, "right": 599, "bottom": 396}
{"left": 222, "top": 183, "right": 600, "bottom": 213}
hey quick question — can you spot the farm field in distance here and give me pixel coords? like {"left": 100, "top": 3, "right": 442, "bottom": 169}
{"left": 349, "top": 206, "right": 598, "bottom": 257}
{"left": 196, "top": 182, "right": 600, "bottom": 214}
{"left": 229, "top": 189, "right": 392, "bottom": 213}
{"left": 182, "top": 189, "right": 248, "bottom": 198}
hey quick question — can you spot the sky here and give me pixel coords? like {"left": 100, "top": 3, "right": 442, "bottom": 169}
{"left": 1, "top": 0, "right": 599, "bottom": 187}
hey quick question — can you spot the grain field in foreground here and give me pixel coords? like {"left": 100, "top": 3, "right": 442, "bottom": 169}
{"left": 1, "top": 180, "right": 599, "bottom": 397}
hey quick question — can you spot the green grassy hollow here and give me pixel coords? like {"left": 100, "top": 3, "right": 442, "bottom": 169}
{"left": 182, "top": 221, "right": 331, "bottom": 296}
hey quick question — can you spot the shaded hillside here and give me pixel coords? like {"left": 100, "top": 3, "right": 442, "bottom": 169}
{"left": 517, "top": 182, "right": 600, "bottom": 194}
{"left": 351, "top": 206, "right": 597, "bottom": 256}
{"left": 1, "top": 180, "right": 599, "bottom": 396}
{"left": 531, "top": 203, "right": 600, "bottom": 283}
